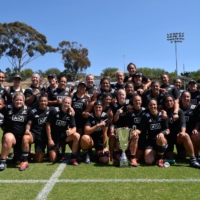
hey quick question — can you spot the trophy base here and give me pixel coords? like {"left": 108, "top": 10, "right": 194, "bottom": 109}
{"left": 119, "top": 160, "right": 130, "bottom": 168}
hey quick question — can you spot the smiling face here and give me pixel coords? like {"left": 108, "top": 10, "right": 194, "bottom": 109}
{"left": 174, "top": 79, "right": 182, "bottom": 89}
{"left": 39, "top": 96, "right": 48, "bottom": 110}
{"left": 161, "top": 74, "right": 169, "bottom": 85}
{"left": 164, "top": 96, "right": 175, "bottom": 109}
{"left": 0, "top": 72, "right": 5, "bottom": 85}
{"left": 13, "top": 94, "right": 24, "bottom": 108}
{"left": 101, "top": 79, "right": 110, "bottom": 91}
{"left": 125, "top": 83, "right": 134, "bottom": 95}
{"left": 128, "top": 64, "right": 136, "bottom": 76}
{"left": 31, "top": 76, "right": 40, "bottom": 87}
{"left": 86, "top": 75, "right": 94, "bottom": 88}
{"left": 148, "top": 99, "right": 158, "bottom": 114}
{"left": 58, "top": 77, "right": 67, "bottom": 90}
{"left": 188, "top": 82, "right": 197, "bottom": 92}
{"left": 181, "top": 91, "right": 191, "bottom": 106}
{"left": 116, "top": 72, "right": 124, "bottom": 84}
{"left": 61, "top": 97, "right": 71, "bottom": 112}
{"left": 77, "top": 83, "right": 86, "bottom": 94}
{"left": 117, "top": 89, "right": 126, "bottom": 104}
{"left": 132, "top": 95, "right": 142, "bottom": 109}
{"left": 94, "top": 104, "right": 103, "bottom": 117}
{"left": 151, "top": 82, "right": 160, "bottom": 94}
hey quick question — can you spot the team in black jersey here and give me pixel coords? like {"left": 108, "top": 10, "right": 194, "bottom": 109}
{"left": 2, "top": 66, "right": 200, "bottom": 171}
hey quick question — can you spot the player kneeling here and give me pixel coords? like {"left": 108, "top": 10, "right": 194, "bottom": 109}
{"left": 46, "top": 97, "right": 80, "bottom": 166}
{"left": 80, "top": 101, "right": 109, "bottom": 164}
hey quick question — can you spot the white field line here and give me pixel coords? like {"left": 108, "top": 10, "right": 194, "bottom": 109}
{"left": 35, "top": 159, "right": 68, "bottom": 200}
{"left": 1, "top": 178, "right": 200, "bottom": 183}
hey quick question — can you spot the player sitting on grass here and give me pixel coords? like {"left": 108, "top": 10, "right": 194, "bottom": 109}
{"left": 80, "top": 101, "right": 109, "bottom": 164}
{"left": 0, "top": 92, "right": 31, "bottom": 171}
{"left": 46, "top": 97, "right": 80, "bottom": 166}
{"left": 19, "top": 94, "right": 53, "bottom": 171}
{"left": 134, "top": 98, "right": 170, "bottom": 167}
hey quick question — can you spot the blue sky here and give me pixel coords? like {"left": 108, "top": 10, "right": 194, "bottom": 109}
{"left": 1, "top": 0, "right": 200, "bottom": 76}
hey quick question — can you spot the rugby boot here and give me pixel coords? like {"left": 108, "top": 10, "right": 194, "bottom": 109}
{"left": 70, "top": 158, "right": 79, "bottom": 166}
{"left": 156, "top": 159, "right": 164, "bottom": 167}
{"left": 0, "top": 159, "right": 6, "bottom": 171}
{"left": 19, "top": 161, "right": 29, "bottom": 171}
{"left": 84, "top": 153, "right": 91, "bottom": 164}
{"left": 190, "top": 160, "right": 200, "bottom": 169}
{"left": 130, "top": 158, "right": 138, "bottom": 167}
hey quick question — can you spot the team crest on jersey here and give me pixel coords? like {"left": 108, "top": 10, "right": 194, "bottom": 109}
{"left": 56, "top": 120, "right": 66, "bottom": 126}
{"left": 12, "top": 115, "right": 24, "bottom": 122}
{"left": 73, "top": 98, "right": 76, "bottom": 101}
{"left": 0, "top": 90, "right": 3, "bottom": 94}
{"left": 188, "top": 111, "right": 193, "bottom": 115}
{"left": 35, "top": 115, "right": 39, "bottom": 118}
{"left": 56, "top": 114, "right": 60, "bottom": 118}
{"left": 134, "top": 117, "right": 141, "bottom": 123}
{"left": 65, "top": 116, "right": 70, "bottom": 120}
{"left": 32, "top": 108, "right": 37, "bottom": 113}
{"left": 91, "top": 120, "right": 96, "bottom": 124}
{"left": 38, "top": 117, "right": 47, "bottom": 124}
{"left": 65, "top": 92, "right": 68, "bottom": 95}
{"left": 150, "top": 123, "right": 161, "bottom": 130}
{"left": 196, "top": 95, "right": 200, "bottom": 98}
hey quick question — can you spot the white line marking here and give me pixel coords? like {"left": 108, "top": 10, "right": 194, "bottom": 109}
{"left": 35, "top": 159, "right": 68, "bottom": 200}
{"left": 1, "top": 178, "right": 200, "bottom": 183}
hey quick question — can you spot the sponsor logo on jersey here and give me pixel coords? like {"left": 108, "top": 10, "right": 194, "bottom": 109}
{"left": 57, "top": 96, "right": 65, "bottom": 100}
{"left": 55, "top": 120, "right": 66, "bottom": 126}
{"left": 150, "top": 123, "right": 161, "bottom": 130}
{"left": 12, "top": 115, "right": 24, "bottom": 122}
{"left": 38, "top": 117, "right": 47, "bottom": 124}
{"left": 134, "top": 117, "right": 141, "bottom": 123}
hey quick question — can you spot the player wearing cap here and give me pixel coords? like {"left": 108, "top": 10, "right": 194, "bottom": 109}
{"left": 187, "top": 80, "right": 200, "bottom": 105}
{"left": 46, "top": 73, "right": 58, "bottom": 93}
{"left": 124, "top": 62, "right": 151, "bottom": 89}
{"left": 6, "top": 74, "right": 24, "bottom": 105}
{"left": 48, "top": 76, "right": 71, "bottom": 107}
{"left": 24, "top": 73, "right": 46, "bottom": 109}
{"left": 80, "top": 100, "right": 109, "bottom": 164}
{"left": 46, "top": 96, "right": 80, "bottom": 165}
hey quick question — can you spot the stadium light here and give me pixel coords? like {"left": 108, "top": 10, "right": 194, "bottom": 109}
{"left": 167, "top": 32, "right": 184, "bottom": 78}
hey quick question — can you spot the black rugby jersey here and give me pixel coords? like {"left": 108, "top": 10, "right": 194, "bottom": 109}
{"left": 86, "top": 85, "right": 95, "bottom": 97}
{"left": 72, "top": 92, "right": 87, "bottom": 127}
{"left": 29, "top": 106, "right": 53, "bottom": 138}
{"left": 85, "top": 112, "right": 109, "bottom": 137}
{"left": 166, "top": 108, "right": 186, "bottom": 134}
{"left": 47, "top": 107, "right": 76, "bottom": 139}
{"left": 160, "top": 84, "right": 179, "bottom": 100}
{"left": 180, "top": 103, "right": 198, "bottom": 134}
{"left": 124, "top": 74, "right": 148, "bottom": 84}
{"left": 24, "top": 85, "right": 46, "bottom": 109}
{"left": 1, "top": 105, "right": 31, "bottom": 136}
{"left": 48, "top": 88, "right": 69, "bottom": 107}
{"left": 138, "top": 111, "right": 169, "bottom": 141}
{"left": 0, "top": 85, "right": 7, "bottom": 101}
{"left": 189, "top": 90, "right": 200, "bottom": 105}
{"left": 111, "top": 101, "right": 129, "bottom": 128}
{"left": 0, "top": 112, "right": 4, "bottom": 127}
{"left": 111, "top": 83, "right": 126, "bottom": 92}
{"left": 7, "top": 86, "right": 24, "bottom": 104}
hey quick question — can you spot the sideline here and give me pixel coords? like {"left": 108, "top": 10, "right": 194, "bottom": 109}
{"left": 1, "top": 178, "right": 200, "bottom": 184}
{"left": 35, "top": 159, "right": 68, "bottom": 200}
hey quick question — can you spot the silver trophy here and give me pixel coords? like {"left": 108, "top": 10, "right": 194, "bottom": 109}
{"left": 115, "top": 127, "right": 132, "bottom": 168}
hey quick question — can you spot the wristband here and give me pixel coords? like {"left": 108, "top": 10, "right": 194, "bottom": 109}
{"left": 161, "top": 130, "right": 167, "bottom": 135}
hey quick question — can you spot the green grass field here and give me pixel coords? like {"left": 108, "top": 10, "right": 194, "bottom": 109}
{"left": 1, "top": 129, "right": 200, "bottom": 200}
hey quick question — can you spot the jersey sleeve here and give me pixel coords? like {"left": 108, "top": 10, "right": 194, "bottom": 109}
{"left": 46, "top": 107, "right": 57, "bottom": 124}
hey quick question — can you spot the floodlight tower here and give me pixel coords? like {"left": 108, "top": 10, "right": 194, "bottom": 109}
{"left": 167, "top": 32, "right": 184, "bottom": 78}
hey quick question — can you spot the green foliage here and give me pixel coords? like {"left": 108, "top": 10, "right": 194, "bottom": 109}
{"left": 100, "top": 67, "right": 118, "bottom": 79}
{"left": 20, "top": 68, "right": 34, "bottom": 77}
{"left": 0, "top": 21, "right": 57, "bottom": 72}
{"left": 58, "top": 41, "right": 91, "bottom": 80}
{"left": 44, "top": 68, "right": 61, "bottom": 77}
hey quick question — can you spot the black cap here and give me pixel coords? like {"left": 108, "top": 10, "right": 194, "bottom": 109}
{"left": 188, "top": 80, "right": 197, "bottom": 84}
{"left": 94, "top": 100, "right": 103, "bottom": 106}
{"left": 48, "top": 73, "right": 57, "bottom": 79}
{"left": 78, "top": 82, "right": 86, "bottom": 87}
{"left": 13, "top": 74, "right": 22, "bottom": 80}
{"left": 134, "top": 72, "right": 143, "bottom": 77}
